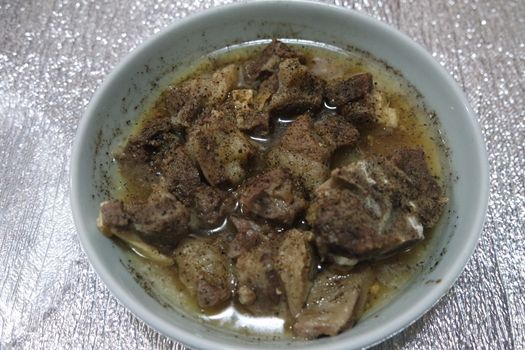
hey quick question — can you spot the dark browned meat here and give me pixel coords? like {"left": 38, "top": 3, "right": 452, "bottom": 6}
{"left": 160, "top": 64, "right": 239, "bottom": 129}
{"left": 339, "top": 89, "right": 398, "bottom": 127}
{"left": 228, "top": 216, "right": 271, "bottom": 258}
{"left": 186, "top": 110, "right": 257, "bottom": 187}
{"left": 268, "top": 58, "right": 324, "bottom": 116}
{"left": 117, "top": 117, "right": 183, "bottom": 182}
{"left": 193, "top": 185, "right": 235, "bottom": 227}
{"left": 98, "top": 191, "right": 190, "bottom": 252}
{"left": 307, "top": 150, "right": 445, "bottom": 260}
{"left": 275, "top": 229, "right": 315, "bottom": 317}
{"left": 174, "top": 236, "right": 232, "bottom": 308}
{"left": 258, "top": 73, "right": 279, "bottom": 95}
{"left": 322, "top": 72, "right": 379, "bottom": 125}
{"left": 391, "top": 149, "right": 447, "bottom": 226}
{"left": 266, "top": 114, "right": 331, "bottom": 192}
{"left": 293, "top": 267, "right": 374, "bottom": 339}
{"left": 161, "top": 146, "right": 235, "bottom": 228}
{"left": 339, "top": 94, "right": 378, "bottom": 125}
{"left": 314, "top": 114, "right": 360, "bottom": 152}
{"left": 244, "top": 39, "right": 301, "bottom": 82}
{"left": 308, "top": 158, "right": 419, "bottom": 259}
{"left": 127, "top": 191, "right": 190, "bottom": 249}
{"left": 239, "top": 168, "right": 307, "bottom": 225}
{"left": 161, "top": 147, "right": 201, "bottom": 201}
{"left": 157, "top": 79, "right": 206, "bottom": 127}
{"left": 325, "top": 72, "right": 373, "bottom": 107}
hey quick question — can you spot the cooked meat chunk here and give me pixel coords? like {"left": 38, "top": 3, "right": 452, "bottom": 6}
{"left": 244, "top": 39, "right": 301, "bottom": 82}
{"left": 98, "top": 200, "right": 131, "bottom": 232}
{"left": 266, "top": 114, "right": 331, "bottom": 192}
{"left": 228, "top": 216, "right": 284, "bottom": 314}
{"left": 325, "top": 72, "right": 373, "bottom": 107}
{"left": 157, "top": 78, "right": 205, "bottom": 126}
{"left": 174, "top": 236, "right": 232, "bottom": 308}
{"left": 323, "top": 72, "right": 398, "bottom": 127}
{"left": 314, "top": 114, "right": 360, "bottom": 152}
{"left": 161, "top": 147, "right": 201, "bottom": 201}
{"left": 258, "top": 72, "right": 280, "bottom": 95}
{"left": 239, "top": 168, "right": 307, "bottom": 225}
{"left": 228, "top": 216, "right": 271, "bottom": 258}
{"left": 161, "top": 147, "right": 234, "bottom": 228}
{"left": 340, "top": 89, "right": 398, "bottom": 127}
{"left": 308, "top": 150, "right": 445, "bottom": 260}
{"left": 308, "top": 159, "right": 419, "bottom": 259}
{"left": 98, "top": 191, "right": 190, "bottom": 252}
{"left": 162, "top": 64, "right": 239, "bottom": 129}
{"left": 391, "top": 149, "right": 447, "bottom": 226}
{"left": 293, "top": 267, "right": 374, "bottom": 339}
{"left": 117, "top": 117, "right": 183, "bottom": 181}
{"left": 222, "top": 89, "right": 270, "bottom": 134}
{"left": 340, "top": 96, "right": 376, "bottom": 125}
{"left": 275, "top": 114, "right": 330, "bottom": 164}
{"left": 186, "top": 110, "right": 257, "bottom": 187}
{"left": 193, "top": 185, "right": 235, "bottom": 227}
{"left": 127, "top": 191, "right": 190, "bottom": 249}
{"left": 97, "top": 200, "right": 176, "bottom": 265}
{"left": 209, "top": 64, "right": 240, "bottom": 104}
{"left": 276, "top": 229, "right": 315, "bottom": 317}
{"left": 268, "top": 58, "right": 324, "bottom": 116}
{"left": 234, "top": 236, "right": 284, "bottom": 314}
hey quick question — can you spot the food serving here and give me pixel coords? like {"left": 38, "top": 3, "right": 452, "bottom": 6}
{"left": 96, "top": 40, "right": 448, "bottom": 340}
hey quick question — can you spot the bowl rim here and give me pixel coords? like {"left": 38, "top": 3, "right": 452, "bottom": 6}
{"left": 70, "top": 1, "right": 489, "bottom": 349}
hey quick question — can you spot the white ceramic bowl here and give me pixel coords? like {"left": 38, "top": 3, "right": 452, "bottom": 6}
{"left": 70, "top": 1, "right": 489, "bottom": 349}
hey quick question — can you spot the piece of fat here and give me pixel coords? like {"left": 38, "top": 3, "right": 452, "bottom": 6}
{"left": 372, "top": 90, "right": 398, "bottom": 129}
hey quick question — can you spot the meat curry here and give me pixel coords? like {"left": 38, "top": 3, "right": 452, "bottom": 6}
{"left": 97, "top": 40, "right": 447, "bottom": 339}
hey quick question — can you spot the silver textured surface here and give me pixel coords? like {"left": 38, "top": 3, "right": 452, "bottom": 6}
{"left": 0, "top": 0, "right": 523, "bottom": 348}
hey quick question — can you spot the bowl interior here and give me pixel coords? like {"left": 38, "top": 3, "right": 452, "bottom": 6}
{"left": 71, "top": 2, "right": 488, "bottom": 349}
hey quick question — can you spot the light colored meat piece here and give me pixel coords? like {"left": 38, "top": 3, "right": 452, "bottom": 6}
{"left": 209, "top": 64, "right": 240, "bottom": 103}
{"left": 174, "top": 236, "right": 232, "bottom": 308}
{"left": 275, "top": 229, "right": 315, "bottom": 317}
{"left": 267, "top": 149, "right": 330, "bottom": 194}
{"left": 229, "top": 216, "right": 284, "bottom": 315}
{"left": 293, "top": 268, "right": 374, "bottom": 339}
{"left": 225, "top": 88, "right": 270, "bottom": 134}
{"left": 234, "top": 235, "right": 284, "bottom": 315}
